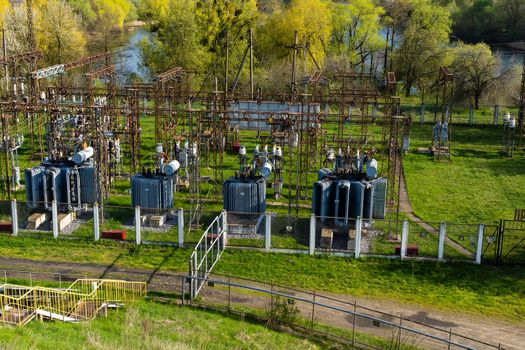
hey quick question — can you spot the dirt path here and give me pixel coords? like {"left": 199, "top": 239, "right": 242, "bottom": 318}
{"left": 0, "top": 257, "right": 522, "bottom": 349}
{"left": 199, "top": 277, "right": 524, "bottom": 350}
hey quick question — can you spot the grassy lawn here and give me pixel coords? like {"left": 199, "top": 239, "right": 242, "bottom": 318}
{"left": 215, "top": 250, "right": 525, "bottom": 322}
{"left": 403, "top": 124, "right": 525, "bottom": 224}
{"left": 0, "top": 234, "right": 522, "bottom": 321}
{"left": 0, "top": 300, "right": 326, "bottom": 349}
{"left": 0, "top": 234, "right": 192, "bottom": 272}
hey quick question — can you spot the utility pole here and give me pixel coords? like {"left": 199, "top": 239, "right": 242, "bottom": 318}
{"left": 249, "top": 29, "right": 253, "bottom": 99}
{"left": 291, "top": 31, "right": 298, "bottom": 94}
{"left": 2, "top": 29, "right": 7, "bottom": 93}
{"left": 26, "top": 0, "right": 36, "bottom": 50}
{"left": 518, "top": 54, "right": 525, "bottom": 146}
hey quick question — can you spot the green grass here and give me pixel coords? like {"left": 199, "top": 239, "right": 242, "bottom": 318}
{"left": 402, "top": 124, "right": 525, "bottom": 260}
{"left": 0, "top": 234, "right": 522, "bottom": 321}
{"left": 403, "top": 124, "right": 525, "bottom": 224}
{"left": 0, "top": 300, "right": 327, "bottom": 349}
{"left": 0, "top": 234, "right": 191, "bottom": 272}
{"left": 214, "top": 251, "right": 525, "bottom": 322}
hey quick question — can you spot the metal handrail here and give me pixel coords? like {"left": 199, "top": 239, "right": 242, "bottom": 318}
{"left": 0, "top": 279, "right": 146, "bottom": 326}
{"left": 189, "top": 211, "right": 227, "bottom": 298}
{"left": 186, "top": 275, "right": 499, "bottom": 350}
{"left": 201, "top": 271, "right": 499, "bottom": 349}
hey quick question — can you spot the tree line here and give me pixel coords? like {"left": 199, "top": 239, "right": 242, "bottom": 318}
{"left": 0, "top": 0, "right": 522, "bottom": 108}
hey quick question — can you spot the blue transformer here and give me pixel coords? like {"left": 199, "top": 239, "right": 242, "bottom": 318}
{"left": 131, "top": 174, "right": 174, "bottom": 209}
{"left": 312, "top": 170, "right": 387, "bottom": 223}
{"left": 223, "top": 176, "right": 266, "bottom": 214}
{"left": 25, "top": 161, "right": 98, "bottom": 211}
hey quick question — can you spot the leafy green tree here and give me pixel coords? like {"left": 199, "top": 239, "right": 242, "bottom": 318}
{"left": 449, "top": 42, "right": 501, "bottom": 109}
{"left": 494, "top": 0, "right": 525, "bottom": 41}
{"left": 452, "top": 0, "right": 497, "bottom": 43}
{"left": 37, "top": 0, "right": 86, "bottom": 64}
{"left": 92, "top": 0, "right": 133, "bottom": 50}
{"left": 138, "top": 0, "right": 208, "bottom": 75}
{"left": 68, "top": 0, "right": 97, "bottom": 23}
{"left": 329, "top": 0, "right": 385, "bottom": 68}
{"left": 392, "top": 0, "right": 451, "bottom": 96}
{"left": 258, "top": 0, "right": 331, "bottom": 69}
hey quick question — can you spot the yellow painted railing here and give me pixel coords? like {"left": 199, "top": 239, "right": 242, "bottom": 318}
{"left": 0, "top": 279, "right": 147, "bottom": 326}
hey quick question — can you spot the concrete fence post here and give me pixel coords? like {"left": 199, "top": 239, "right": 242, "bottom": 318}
{"left": 309, "top": 214, "right": 316, "bottom": 255}
{"left": 265, "top": 212, "right": 271, "bottom": 251}
{"left": 11, "top": 199, "right": 17, "bottom": 236}
{"left": 475, "top": 224, "right": 484, "bottom": 264}
{"left": 438, "top": 221, "right": 446, "bottom": 260}
{"left": 93, "top": 203, "right": 100, "bottom": 241}
{"left": 222, "top": 210, "right": 228, "bottom": 243}
{"left": 469, "top": 105, "right": 474, "bottom": 127}
{"left": 135, "top": 206, "right": 141, "bottom": 245}
{"left": 400, "top": 220, "right": 409, "bottom": 258}
{"left": 420, "top": 103, "right": 425, "bottom": 124}
{"left": 178, "top": 208, "right": 184, "bottom": 247}
{"left": 51, "top": 200, "right": 58, "bottom": 239}
{"left": 493, "top": 105, "right": 499, "bottom": 126}
{"left": 354, "top": 217, "right": 362, "bottom": 259}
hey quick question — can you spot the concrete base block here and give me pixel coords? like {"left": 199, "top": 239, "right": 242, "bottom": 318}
{"left": 27, "top": 212, "right": 48, "bottom": 229}
{"left": 133, "top": 215, "right": 148, "bottom": 225}
{"left": 320, "top": 228, "right": 333, "bottom": 249}
{"left": 57, "top": 212, "right": 76, "bottom": 231}
{"left": 149, "top": 214, "right": 167, "bottom": 228}
{"left": 347, "top": 229, "right": 356, "bottom": 250}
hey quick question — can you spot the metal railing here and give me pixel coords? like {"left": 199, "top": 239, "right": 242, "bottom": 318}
{"left": 0, "top": 279, "right": 146, "bottom": 326}
{"left": 184, "top": 273, "right": 503, "bottom": 350}
{"left": 189, "top": 210, "right": 227, "bottom": 298}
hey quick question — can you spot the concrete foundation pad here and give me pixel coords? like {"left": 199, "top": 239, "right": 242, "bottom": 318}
{"left": 57, "top": 212, "right": 76, "bottom": 231}
{"left": 27, "top": 212, "right": 48, "bottom": 230}
{"left": 320, "top": 228, "right": 333, "bottom": 249}
{"left": 149, "top": 214, "right": 167, "bottom": 227}
{"left": 133, "top": 215, "right": 148, "bottom": 225}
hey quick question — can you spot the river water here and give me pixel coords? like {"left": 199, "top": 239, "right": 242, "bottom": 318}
{"left": 116, "top": 27, "right": 523, "bottom": 82}
{"left": 115, "top": 27, "right": 151, "bottom": 81}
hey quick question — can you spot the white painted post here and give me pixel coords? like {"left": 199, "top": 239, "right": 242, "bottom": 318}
{"left": 475, "top": 224, "right": 484, "bottom": 264}
{"left": 469, "top": 105, "right": 474, "bottom": 127}
{"left": 52, "top": 200, "right": 58, "bottom": 239}
{"left": 265, "top": 212, "right": 271, "bottom": 251}
{"left": 93, "top": 203, "right": 100, "bottom": 241}
{"left": 493, "top": 105, "right": 499, "bottom": 125}
{"left": 135, "top": 206, "right": 141, "bottom": 245}
{"left": 354, "top": 217, "right": 362, "bottom": 259}
{"left": 10, "top": 199, "right": 17, "bottom": 236}
{"left": 178, "top": 208, "right": 184, "bottom": 247}
{"left": 420, "top": 103, "right": 425, "bottom": 124}
{"left": 222, "top": 209, "right": 228, "bottom": 244}
{"left": 438, "top": 221, "right": 446, "bottom": 260}
{"left": 309, "top": 214, "right": 316, "bottom": 255}
{"left": 400, "top": 220, "right": 409, "bottom": 258}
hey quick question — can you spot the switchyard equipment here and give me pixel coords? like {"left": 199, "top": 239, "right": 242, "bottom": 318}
{"left": 431, "top": 66, "right": 454, "bottom": 158}
{"left": 0, "top": 35, "right": 411, "bottom": 224}
{"left": 131, "top": 142, "right": 182, "bottom": 227}
{"left": 223, "top": 144, "right": 274, "bottom": 235}
{"left": 501, "top": 112, "right": 517, "bottom": 158}
{"left": 313, "top": 148, "right": 388, "bottom": 224}
{"left": 25, "top": 147, "right": 98, "bottom": 211}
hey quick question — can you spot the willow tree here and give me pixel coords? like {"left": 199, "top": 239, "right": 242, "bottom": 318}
{"left": 329, "top": 0, "right": 385, "bottom": 70}
{"left": 258, "top": 0, "right": 332, "bottom": 69}
{"left": 37, "top": 0, "right": 86, "bottom": 64}
{"left": 450, "top": 42, "right": 501, "bottom": 109}
{"left": 392, "top": 0, "right": 451, "bottom": 96}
